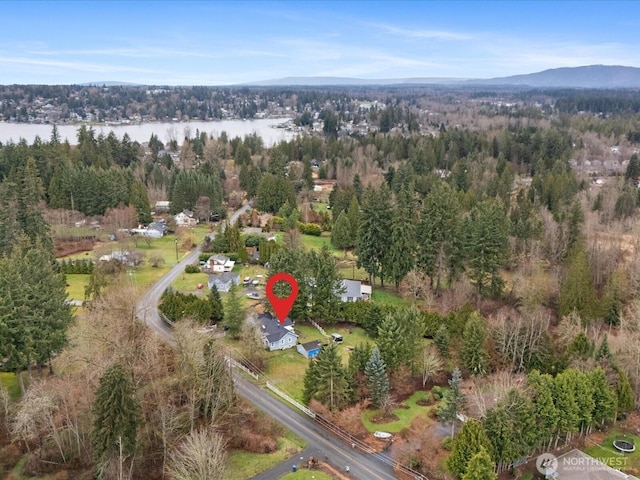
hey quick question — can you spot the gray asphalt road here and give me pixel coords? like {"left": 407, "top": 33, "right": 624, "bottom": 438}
{"left": 235, "top": 375, "right": 397, "bottom": 480}
{"left": 135, "top": 203, "right": 398, "bottom": 480}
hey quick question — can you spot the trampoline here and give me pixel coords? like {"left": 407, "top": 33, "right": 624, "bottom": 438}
{"left": 613, "top": 435, "right": 636, "bottom": 453}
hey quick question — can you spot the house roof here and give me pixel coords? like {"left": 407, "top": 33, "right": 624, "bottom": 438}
{"left": 300, "top": 340, "right": 322, "bottom": 352}
{"left": 258, "top": 312, "right": 297, "bottom": 343}
{"left": 341, "top": 279, "right": 362, "bottom": 298}
{"left": 208, "top": 272, "right": 239, "bottom": 285}
{"left": 210, "top": 254, "right": 230, "bottom": 263}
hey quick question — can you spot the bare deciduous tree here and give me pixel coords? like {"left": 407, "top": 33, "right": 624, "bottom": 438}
{"left": 399, "top": 269, "right": 434, "bottom": 307}
{"left": 421, "top": 345, "right": 443, "bottom": 387}
{"left": 167, "top": 428, "right": 227, "bottom": 480}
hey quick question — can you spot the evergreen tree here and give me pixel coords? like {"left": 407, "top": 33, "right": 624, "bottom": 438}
{"left": 129, "top": 180, "right": 152, "bottom": 224}
{"left": 91, "top": 363, "right": 140, "bottom": 479}
{"left": 346, "top": 195, "right": 360, "bottom": 242}
{"left": 302, "top": 157, "right": 313, "bottom": 190}
{"left": 255, "top": 174, "right": 296, "bottom": 213}
{"left": 465, "top": 199, "right": 510, "bottom": 295}
{"left": 208, "top": 285, "right": 224, "bottom": 324}
{"left": 462, "top": 448, "right": 497, "bottom": 480}
{"left": 331, "top": 211, "right": 353, "bottom": 254}
{"left": 558, "top": 245, "right": 597, "bottom": 320}
{"left": 417, "top": 182, "right": 464, "bottom": 291}
{"left": 357, "top": 184, "right": 393, "bottom": 286}
{"left": 377, "top": 306, "right": 423, "bottom": 371}
{"left": 223, "top": 285, "right": 245, "bottom": 339}
{"left": 447, "top": 419, "right": 492, "bottom": 479}
{"left": 365, "top": 346, "right": 390, "bottom": 410}
{"left": 438, "top": 367, "right": 465, "bottom": 436}
{"left": 589, "top": 368, "right": 617, "bottom": 426}
{"left": 462, "top": 312, "right": 489, "bottom": 376}
{"left": 304, "top": 343, "right": 351, "bottom": 411}
{"left": 595, "top": 335, "right": 612, "bottom": 361}
{"left": 615, "top": 368, "right": 635, "bottom": 416}
{"left": 309, "top": 245, "right": 344, "bottom": 322}
{"left": 0, "top": 240, "right": 72, "bottom": 374}
{"left": 434, "top": 324, "right": 450, "bottom": 357}
{"left": 388, "top": 187, "right": 417, "bottom": 287}
{"left": 528, "top": 371, "right": 559, "bottom": 451}
{"left": 625, "top": 153, "right": 640, "bottom": 181}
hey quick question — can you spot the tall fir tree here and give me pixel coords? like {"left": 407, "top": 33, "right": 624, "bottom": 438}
{"left": 223, "top": 285, "right": 245, "bottom": 339}
{"left": 464, "top": 198, "right": 510, "bottom": 296}
{"left": 462, "top": 312, "right": 489, "bottom": 376}
{"left": 447, "top": 419, "right": 493, "bottom": 479}
{"left": 357, "top": 184, "right": 393, "bottom": 286}
{"left": 208, "top": 284, "right": 225, "bottom": 324}
{"left": 417, "top": 181, "right": 464, "bottom": 291}
{"left": 364, "top": 346, "right": 390, "bottom": 410}
{"left": 388, "top": 187, "right": 417, "bottom": 287}
{"left": 462, "top": 448, "right": 497, "bottom": 480}
{"left": 303, "top": 343, "right": 350, "bottom": 411}
{"left": 438, "top": 367, "right": 466, "bottom": 436}
{"left": 91, "top": 363, "right": 140, "bottom": 479}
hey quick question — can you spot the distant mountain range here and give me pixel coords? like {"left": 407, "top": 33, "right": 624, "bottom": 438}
{"left": 246, "top": 65, "right": 640, "bottom": 89}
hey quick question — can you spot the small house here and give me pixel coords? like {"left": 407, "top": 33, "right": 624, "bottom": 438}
{"left": 340, "top": 279, "right": 372, "bottom": 302}
{"left": 207, "top": 272, "right": 240, "bottom": 292}
{"left": 175, "top": 211, "right": 197, "bottom": 227}
{"left": 256, "top": 313, "right": 298, "bottom": 351}
{"left": 207, "top": 254, "right": 235, "bottom": 273}
{"left": 297, "top": 340, "right": 322, "bottom": 359}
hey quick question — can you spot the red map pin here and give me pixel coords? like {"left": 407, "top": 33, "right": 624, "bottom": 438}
{"left": 266, "top": 272, "right": 299, "bottom": 324}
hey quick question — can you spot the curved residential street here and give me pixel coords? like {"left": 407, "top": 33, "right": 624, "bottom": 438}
{"left": 135, "top": 204, "right": 398, "bottom": 480}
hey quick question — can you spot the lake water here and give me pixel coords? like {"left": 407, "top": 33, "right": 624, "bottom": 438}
{"left": 0, "top": 118, "right": 296, "bottom": 147}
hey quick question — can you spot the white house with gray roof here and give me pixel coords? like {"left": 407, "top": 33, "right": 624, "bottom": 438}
{"left": 340, "top": 279, "right": 372, "bottom": 302}
{"left": 256, "top": 313, "right": 298, "bottom": 351}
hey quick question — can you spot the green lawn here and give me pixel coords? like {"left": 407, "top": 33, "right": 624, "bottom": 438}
{"left": 171, "top": 272, "right": 210, "bottom": 291}
{"left": 361, "top": 390, "right": 437, "bottom": 433}
{"left": 226, "top": 430, "right": 307, "bottom": 479}
{"left": 280, "top": 470, "right": 334, "bottom": 479}
{"left": 266, "top": 347, "right": 311, "bottom": 402}
{"left": 371, "top": 288, "right": 406, "bottom": 306}
{"left": 299, "top": 233, "right": 335, "bottom": 253}
{"left": 584, "top": 430, "right": 640, "bottom": 473}
{"left": 65, "top": 273, "right": 91, "bottom": 300}
{"left": 0, "top": 372, "right": 21, "bottom": 400}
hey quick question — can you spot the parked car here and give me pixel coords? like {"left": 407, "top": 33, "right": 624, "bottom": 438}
{"left": 246, "top": 292, "right": 261, "bottom": 300}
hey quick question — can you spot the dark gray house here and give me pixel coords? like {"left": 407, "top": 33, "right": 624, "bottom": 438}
{"left": 257, "top": 313, "right": 298, "bottom": 351}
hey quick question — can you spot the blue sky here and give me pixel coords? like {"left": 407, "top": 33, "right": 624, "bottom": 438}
{"left": 1, "top": 1, "right": 639, "bottom": 85}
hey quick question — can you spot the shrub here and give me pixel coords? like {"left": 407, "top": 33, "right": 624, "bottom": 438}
{"left": 432, "top": 386, "right": 444, "bottom": 400}
{"left": 184, "top": 264, "right": 200, "bottom": 274}
{"left": 298, "top": 222, "right": 322, "bottom": 236}
{"left": 442, "top": 436, "right": 453, "bottom": 451}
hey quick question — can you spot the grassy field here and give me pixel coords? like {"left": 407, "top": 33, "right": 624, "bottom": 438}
{"left": 0, "top": 372, "right": 21, "bottom": 399}
{"left": 280, "top": 470, "right": 334, "bottom": 479}
{"left": 361, "top": 390, "right": 436, "bottom": 433}
{"left": 226, "top": 430, "right": 307, "bottom": 479}
{"left": 64, "top": 273, "right": 91, "bottom": 300}
{"left": 171, "top": 272, "right": 209, "bottom": 291}
{"left": 584, "top": 430, "right": 640, "bottom": 473}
